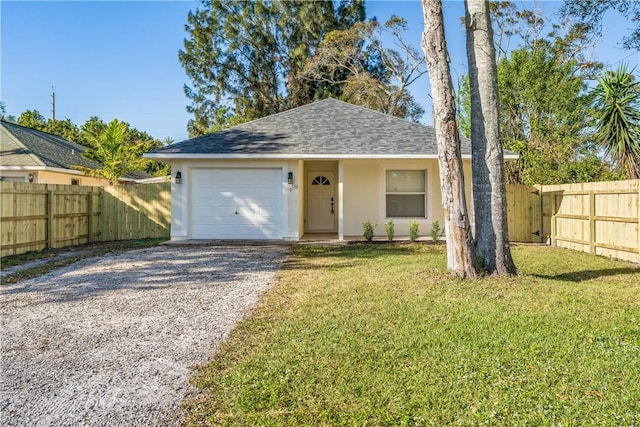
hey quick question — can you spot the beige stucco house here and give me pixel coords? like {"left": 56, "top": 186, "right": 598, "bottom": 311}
{"left": 145, "top": 98, "right": 517, "bottom": 241}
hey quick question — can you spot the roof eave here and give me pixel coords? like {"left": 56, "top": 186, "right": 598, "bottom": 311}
{"left": 0, "top": 165, "right": 93, "bottom": 175}
{"left": 145, "top": 153, "right": 518, "bottom": 160}
{"left": 145, "top": 153, "right": 446, "bottom": 160}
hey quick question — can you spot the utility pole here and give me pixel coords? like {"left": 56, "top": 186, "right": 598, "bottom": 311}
{"left": 50, "top": 87, "right": 56, "bottom": 121}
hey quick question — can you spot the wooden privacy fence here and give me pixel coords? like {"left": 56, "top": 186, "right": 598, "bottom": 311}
{"left": 506, "top": 180, "right": 640, "bottom": 263}
{"left": 2, "top": 180, "right": 638, "bottom": 262}
{"left": 1, "top": 182, "right": 171, "bottom": 257}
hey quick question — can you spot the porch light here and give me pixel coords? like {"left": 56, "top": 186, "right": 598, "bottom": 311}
{"left": 28, "top": 173, "right": 34, "bottom": 183}
{"left": 287, "top": 171, "right": 293, "bottom": 186}
{"left": 175, "top": 171, "right": 182, "bottom": 184}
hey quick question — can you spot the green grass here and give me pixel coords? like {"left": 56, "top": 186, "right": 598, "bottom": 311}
{"left": 183, "top": 244, "right": 640, "bottom": 426}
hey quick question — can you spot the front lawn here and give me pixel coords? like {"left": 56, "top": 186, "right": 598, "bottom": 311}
{"left": 183, "top": 244, "right": 640, "bottom": 426}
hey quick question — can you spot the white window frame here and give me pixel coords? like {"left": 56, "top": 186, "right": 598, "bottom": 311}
{"left": 384, "top": 169, "right": 428, "bottom": 219}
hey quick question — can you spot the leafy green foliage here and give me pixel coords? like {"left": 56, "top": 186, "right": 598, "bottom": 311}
{"left": 384, "top": 219, "right": 394, "bottom": 242}
{"left": 408, "top": 219, "right": 419, "bottom": 242}
{"left": 592, "top": 64, "right": 640, "bottom": 179}
{"left": 450, "top": 3, "right": 618, "bottom": 185}
{"left": 183, "top": 245, "right": 640, "bottom": 425}
{"left": 9, "top": 110, "right": 168, "bottom": 178}
{"left": 429, "top": 220, "right": 443, "bottom": 241}
{"left": 361, "top": 219, "right": 376, "bottom": 242}
{"left": 179, "top": 0, "right": 365, "bottom": 137}
{"left": 498, "top": 41, "right": 598, "bottom": 184}
{"left": 76, "top": 119, "right": 163, "bottom": 182}
{"left": 455, "top": 75, "right": 471, "bottom": 138}
{"left": 17, "top": 109, "right": 47, "bottom": 130}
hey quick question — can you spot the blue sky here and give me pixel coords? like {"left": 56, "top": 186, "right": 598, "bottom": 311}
{"left": 1, "top": 1, "right": 638, "bottom": 143}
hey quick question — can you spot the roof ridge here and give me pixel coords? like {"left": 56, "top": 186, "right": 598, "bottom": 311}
{"left": 231, "top": 97, "right": 339, "bottom": 130}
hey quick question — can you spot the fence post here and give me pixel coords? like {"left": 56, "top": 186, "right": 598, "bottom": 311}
{"left": 47, "top": 186, "right": 54, "bottom": 249}
{"left": 87, "top": 190, "right": 94, "bottom": 243}
{"left": 550, "top": 193, "right": 557, "bottom": 247}
{"left": 589, "top": 190, "right": 596, "bottom": 255}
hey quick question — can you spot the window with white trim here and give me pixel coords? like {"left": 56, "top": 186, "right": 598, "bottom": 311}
{"left": 385, "top": 170, "right": 426, "bottom": 217}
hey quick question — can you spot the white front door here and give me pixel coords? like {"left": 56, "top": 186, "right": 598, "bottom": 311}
{"left": 306, "top": 171, "right": 336, "bottom": 232}
{"left": 191, "top": 168, "right": 282, "bottom": 239}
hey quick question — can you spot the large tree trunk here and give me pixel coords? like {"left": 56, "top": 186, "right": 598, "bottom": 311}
{"left": 421, "top": 0, "right": 478, "bottom": 279}
{"left": 465, "top": 0, "right": 517, "bottom": 276}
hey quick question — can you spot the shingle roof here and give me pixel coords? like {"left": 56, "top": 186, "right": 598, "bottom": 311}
{"left": 1, "top": 121, "right": 101, "bottom": 170}
{"left": 148, "top": 98, "right": 484, "bottom": 158}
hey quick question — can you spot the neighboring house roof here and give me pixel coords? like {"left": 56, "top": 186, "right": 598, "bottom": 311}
{"left": 147, "top": 98, "right": 517, "bottom": 159}
{"left": 1, "top": 120, "right": 101, "bottom": 170}
{"left": 1, "top": 120, "right": 155, "bottom": 181}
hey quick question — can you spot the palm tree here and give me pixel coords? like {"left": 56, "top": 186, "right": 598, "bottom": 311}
{"left": 593, "top": 65, "right": 640, "bottom": 179}
{"left": 76, "top": 119, "right": 147, "bottom": 183}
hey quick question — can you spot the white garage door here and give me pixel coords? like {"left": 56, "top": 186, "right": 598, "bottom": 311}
{"left": 191, "top": 168, "right": 282, "bottom": 239}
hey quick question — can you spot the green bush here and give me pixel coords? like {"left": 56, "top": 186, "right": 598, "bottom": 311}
{"left": 384, "top": 219, "right": 394, "bottom": 242}
{"left": 430, "top": 220, "right": 443, "bottom": 242}
{"left": 362, "top": 220, "right": 376, "bottom": 242}
{"left": 409, "top": 219, "right": 419, "bottom": 242}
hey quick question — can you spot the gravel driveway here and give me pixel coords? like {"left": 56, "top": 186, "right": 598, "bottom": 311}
{"left": 0, "top": 244, "right": 289, "bottom": 426}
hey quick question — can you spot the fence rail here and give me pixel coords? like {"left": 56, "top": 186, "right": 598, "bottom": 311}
{"left": 1, "top": 182, "right": 171, "bottom": 257}
{"left": 506, "top": 180, "right": 640, "bottom": 263}
{"left": 3, "top": 180, "right": 638, "bottom": 263}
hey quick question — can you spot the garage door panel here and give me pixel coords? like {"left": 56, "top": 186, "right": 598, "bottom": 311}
{"left": 190, "top": 168, "right": 282, "bottom": 239}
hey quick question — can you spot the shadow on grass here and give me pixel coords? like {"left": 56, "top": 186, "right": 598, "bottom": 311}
{"left": 281, "top": 243, "right": 446, "bottom": 272}
{"left": 295, "top": 242, "right": 443, "bottom": 258}
{"left": 532, "top": 267, "right": 640, "bottom": 282}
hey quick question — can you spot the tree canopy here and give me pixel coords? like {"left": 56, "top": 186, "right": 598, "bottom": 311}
{"left": 300, "top": 17, "right": 426, "bottom": 122}
{"left": 179, "top": 0, "right": 365, "bottom": 137}
{"left": 561, "top": 0, "right": 640, "bottom": 50}
{"left": 179, "top": 0, "right": 426, "bottom": 136}
{"left": 457, "top": 3, "right": 621, "bottom": 185}
{"left": 4, "top": 108, "right": 168, "bottom": 179}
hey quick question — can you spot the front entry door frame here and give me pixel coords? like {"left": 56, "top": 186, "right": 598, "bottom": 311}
{"left": 305, "top": 171, "right": 337, "bottom": 233}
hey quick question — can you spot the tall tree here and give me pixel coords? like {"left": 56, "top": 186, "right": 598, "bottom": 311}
{"left": 561, "top": 0, "right": 640, "bottom": 50}
{"left": 179, "top": 0, "right": 365, "bottom": 137}
{"left": 457, "top": 4, "right": 610, "bottom": 185}
{"left": 299, "top": 17, "right": 426, "bottom": 121}
{"left": 421, "top": 0, "right": 478, "bottom": 279}
{"left": 465, "top": 0, "right": 516, "bottom": 276}
{"left": 592, "top": 65, "right": 640, "bottom": 179}
{"left": 498, "top": 40, "right": 602, "bottom": 185}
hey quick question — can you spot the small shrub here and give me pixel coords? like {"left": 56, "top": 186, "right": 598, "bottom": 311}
{"left": 430, "top": 220, "right": 443, "bottom": 242}
{"left": 384, "top": 219, "right": 394, "bottom": 242}
{"left": 362, "top": 220, "right": 376, "bottom": 242}
{"left": 409, "top": 219, "right": 419, "bottom": 242}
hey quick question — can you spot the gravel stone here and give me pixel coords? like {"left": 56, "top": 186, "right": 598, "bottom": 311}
{"left": 0, "top": 245, "right": 289, "bottom": 426}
